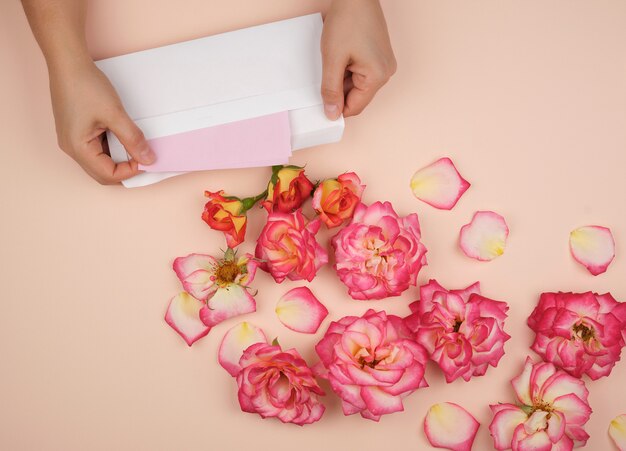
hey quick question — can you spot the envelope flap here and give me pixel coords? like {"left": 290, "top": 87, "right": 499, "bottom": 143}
{"left": 95, "top": 14, "right": 323, "bottom": 120}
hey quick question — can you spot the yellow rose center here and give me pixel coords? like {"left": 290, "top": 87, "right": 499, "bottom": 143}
{"left": 216, "top": 261, "right": 240, "bottom": 285}
{"left": 572, "top": 323, "right": 595, "bottom": 342}
{"left": 358, "top": 355, "right": 381, "bottom": 369}
{"left": 529, "top": 401, "right": 554, "bottom": 420}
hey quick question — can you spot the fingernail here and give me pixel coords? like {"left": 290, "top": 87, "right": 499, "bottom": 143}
{"left": 324, "top": 104, "right": 339, "bottom": 120}
{"left": 140, "top": 146, "right": 156, "bottom": 164}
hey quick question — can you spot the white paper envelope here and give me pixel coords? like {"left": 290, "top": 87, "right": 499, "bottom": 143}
{"left": 95, "top": 13, "right": 344, "bottom": 188}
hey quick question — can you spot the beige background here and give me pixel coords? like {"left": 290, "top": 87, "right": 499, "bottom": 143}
{"left": 1, "top": 1, "right": 625, "bottom": 450}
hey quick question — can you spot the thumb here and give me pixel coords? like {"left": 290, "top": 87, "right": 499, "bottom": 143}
{"left": 108, "top": 109, "right": 155, "bottom": 165}
{"left": 321, "top": 52, "right": 348, "bottom": 121}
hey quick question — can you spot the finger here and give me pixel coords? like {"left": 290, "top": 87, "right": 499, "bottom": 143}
{"left": 343, "top": 74, "right": 354, "bottom": 95}
{"left": 107, "top": 109, "right": 155, "bottom": 165}
{"left": 342, "top": 71, "right": 385, "bottom": 117}
{"left": 77, "top": 135, "right": 141, "bottom": 185}
{"left": 321, "top": 52, "right": 349, "bottom": 121}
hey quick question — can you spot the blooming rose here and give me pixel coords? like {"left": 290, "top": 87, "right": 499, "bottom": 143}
{"left": 331, "top": 201, "right": 427, "bottom": 300}
{"left": 262, "top": 165, "right": 314, "bottom": 213}
{"left": 489, "top": 357, "right": 592, "bottom": 450}
{"left": 315, "top": 309, "right": 429, "bottom": 421}
{"left": 172, "top": 249, "right": 259, "bottom": 328}
{"left": 527, "top": 291, "right": 626, "bottom": 380}
{"left": 201, "top": 191, "right": 247, "bottom": 248}
{"left": 165, "top": 250, "right": 260, "bottom": 346}
{"left": 255, "top": 210, "right": 328, "bottom": 282}
{"left": 237, "top": 342, "right": 325, "bottom": 425}
{"left": 405, "top": 280, "right": 510, "bottom": 383}
{"left": 312, "top": 172, "right": 365, "bottom": 228}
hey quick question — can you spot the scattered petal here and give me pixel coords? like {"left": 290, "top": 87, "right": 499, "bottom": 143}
{"left": 459, "top": 211, "right": 509, "bottom": 261}
{"left": 609, "top": 414, "right": 626, "bottom": 451}
{"left": 410, "top": 157, "right": 470, "bottom": 210}
{"left": 164, "top": 292, "right": 210, "bottom": 346}
{"left": 276, "top": 287, "right": 329, "bottom": 334}
{"left": 570, "top": 225, "right": 615, "bottom": 276}
{"left": 218, "top": 322, "right": 267, "bottom": 377}
{"left": 424, "top": 402, "right": 480, "bottom": 451}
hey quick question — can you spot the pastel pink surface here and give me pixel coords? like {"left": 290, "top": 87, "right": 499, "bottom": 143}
{"left": 138, "top": 112, "right": 291, "bottom": 172}
{"left": 2, "top": 1, "right": 626, "bottom": 451}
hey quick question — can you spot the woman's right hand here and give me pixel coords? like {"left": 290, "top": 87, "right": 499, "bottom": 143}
{"left": 48, "top": 58, "right": 155, "bottom": 184}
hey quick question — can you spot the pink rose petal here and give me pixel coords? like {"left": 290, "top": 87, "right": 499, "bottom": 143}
{"left": 609, "top": 414, "right": 626, "bottom": 451}
{"left": 489, "top": 404, "right": 528, "bottom": 450}
{"left": 569, "top": 225, "right": 615, "bottom": 276}
{"left": 164, "top": 292, "right": 210, "bottom": 346}
{"left": 276, "top": 287, "right": 329, "bottom": 334}
{"left": 410, "top": 157, "right": 470, "bottom": 210}
{"left": 172, "top": 253, "right": 218, "bottom": 301}
{"left": 199, "top": 284, "right": 256, "bottom": 328}
{"left": 218, "top": 322, "right": 267, "bottom": 377}
{"left": 459, "top": 211, "right": 509, "bottom": 261}
{"left": 424, "top": 402, "right": 480, "bottom": 451}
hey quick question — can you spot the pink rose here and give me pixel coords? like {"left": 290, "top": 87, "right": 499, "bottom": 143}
{"left": 237, "top": 342, "right": 325, "bottom": 425}
{"left": 312, "top": 172, "right": 365, "bottom": 228}
{"left": 255, "top": 210, "right": 328, "bottom": 283}
{"left": 315, "top": 309, "right": 429, "bottom": 421}
{"left": 489, "top": 357, "right": 592, "bottom": 450}
{"left": 527, "top": 291, "right": 626, "bottom": 380}
{"left": 165, "top": 250, "right": 260, "bottom": 346}
{"left": 331, "top": 201, "right": 427, "bottom": 300}
{"left": 405, "top": 280, "right": 510, "bottom": 383}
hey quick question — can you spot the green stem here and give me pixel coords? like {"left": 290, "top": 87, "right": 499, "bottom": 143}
{"left": 241, "top": 190, "right": 268, "bottom": 212}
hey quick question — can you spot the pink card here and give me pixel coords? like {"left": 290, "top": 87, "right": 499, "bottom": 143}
{"left": 139, "top": 111, "right": 292, "bottom": 172}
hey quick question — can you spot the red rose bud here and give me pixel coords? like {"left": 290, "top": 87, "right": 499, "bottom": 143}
{"left": 201, "top": 191, "right": 247, "bottom": 248}
{"left": 312, "top": 172, "right": 365, "bottom": 228}
{"left": 262, "top": 165, "right": 314, "bottom": 213}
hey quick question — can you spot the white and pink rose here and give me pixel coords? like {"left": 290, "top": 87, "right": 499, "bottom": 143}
{"left": 331, "top": 201, "right": 427, "bottom": 300}
{"left": 527, "top": 291, "right": 626, "bottom": 380}
{"left": 255, "top": 209, "right": 328, "bottom": 283}
{"left": 315, "top": 309, "right": 429, "bottom": 421}
{"left": 237, "top": 342, "right": 325, "bottom": 425}
{"left": 489, "top": 357, "right": 592, "bottom": 450}
{"left": 405, "top": 279, "right": 510, "bottom": 383}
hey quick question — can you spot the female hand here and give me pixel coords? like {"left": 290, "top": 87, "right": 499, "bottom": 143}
{"left": 49, "top": 59, "right": 155, "bottom": 184}
{"left": 321, "top": 0, "right": 397, "bottom": 120}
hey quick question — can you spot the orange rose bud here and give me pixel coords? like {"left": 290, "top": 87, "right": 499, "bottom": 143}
{"left": 262, "top": 165, "right": 314, "bottom": 213}
{"left": 312, "top": 172, "right": 365, "bottom": 228}
{"left": 202, "top": 191, "right": 247, "bottom": 248}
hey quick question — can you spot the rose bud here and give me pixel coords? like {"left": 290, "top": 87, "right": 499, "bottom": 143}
{"left": 262, "top": 165, "right": 314, "bottom": 213}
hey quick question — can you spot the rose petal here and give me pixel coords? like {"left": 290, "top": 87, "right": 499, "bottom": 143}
{"left": 514, "top": 430, "right": 552, "bottom": 451}
{"left": 569, "top": 225, "right": 615, "bottom": 276}
{"left": 489, "top": 404, "right": 528, "bottom": 450}
{"left": 172, "top": 253, "right": 217, "bottom": 301}
{"left": 218, "top": 322, "right": 267, "bottom": 376}
{"left": 511, "top": 357, "right": 535, "bottom": 406}
{"left": 551, "top": 393, "right": 592, "bottom": 426}
{"left": 424, "top": 402, "right": 480, "bottom": 451}
{"left": 275, "top": 287, "right": 329, "bottom": 334}
{"left": 360, "top": 386, "right": 404, "bottom": 416}
{"left": 164, "top": 292, "right": 210, "bottom": 346}
{"left": 609, "top": 414, "right": 626, "bottom": 451}
{"left": 410, "top": 157, "right": 470, "bottom": 210}
{"left": 459, "top": 211, "right": 509, "bottom": 261}
{"left": 199, "top": 284, "right": 256, "bottom": 327}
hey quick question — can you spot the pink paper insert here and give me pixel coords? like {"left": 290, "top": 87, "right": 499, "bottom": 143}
{"left": 139, "top": 111, "right": 292, "bottom": 172}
